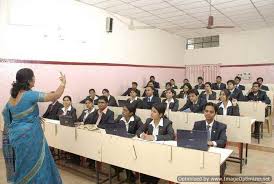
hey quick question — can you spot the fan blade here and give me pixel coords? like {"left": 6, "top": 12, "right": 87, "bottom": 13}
{"left": 181, "top": 26, "right": 207, "bottom": 30}
{"left": 134, "top": 26, "right": 155, "bottom": 29}
{"left": 208, "top": 16, "right": 214, "bottom": 27}
{"left": 211, "top": 25, "right": 235, "bottom": 29}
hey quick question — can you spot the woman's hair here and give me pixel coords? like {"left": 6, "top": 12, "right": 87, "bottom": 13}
{"left": 11, "top": 68, "right": 34, "bottom": 98}
{"left": 220, "top": 89, "right": 230, "bottom": 101}
{"left": 182, "top": 83, "right": 192, "bottom": 90}
{"left": 63, "top": 96, "right": 72, "bottom": 101}
{"left": 152, "top": 102, "right": 167, "bottom": 118}
{"left": 124, "top": 103, "right": 136, "bottom": 115}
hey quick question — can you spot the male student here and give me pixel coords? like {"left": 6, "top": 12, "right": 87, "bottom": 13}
{"left": 43, "top": 92, "right": 63, "bottom": 120}
{"left": 149, "top": 75, "right": 160, "bottom": 89}
{"left": 88, "top": 96, "right": 114, "bottom": 129}
{"left": 170, "top": 79, "right": 178, "bottom": 89}
{"left": 234, "top": 76, "right": 245, "bottom": 91}
{"left": 193, "top": 102, "right": 227, "bottom": 178}
{"left": 80, "top": 89, "right": 99, "bottom": 105}
{"left": 122, "top": 82, "right": 141, "bottom": 97}
{"left": 142, "top": 81, "right": 159, "bottom": 97}
{"left": 142, "top": 86, "right": 161, "bottom": 109}
{"left": 212, "top": 76, "right": 226, "bottom": 90}
{"left": 257, "top": 77, "right": 269, "bottom": 91}
{"left": 194, "top": 76, "right": 205, "bottom": 90}
{"left": 179, "top": 89, "right": 207, "bottom": 113}
{"left": 226, "top": 80, "right": 245, "bottom": 101}
{"left": 102, "top": 89, "right": 118, "bottom": 107}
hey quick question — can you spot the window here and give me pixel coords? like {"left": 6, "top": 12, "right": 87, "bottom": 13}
{"left": 186, "top": 35, "right": 219, "bottom": 50}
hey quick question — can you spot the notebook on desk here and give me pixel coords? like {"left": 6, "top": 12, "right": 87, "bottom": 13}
{"left": 59, "top": 115, "right": 75, "bottom": 127}
{"left": 105, "top": 123, "right": 135, "bottom": 138}
{"left": 177, "top": 129, "right": 208, "bottom": 151}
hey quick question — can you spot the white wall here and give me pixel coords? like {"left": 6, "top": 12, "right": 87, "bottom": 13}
{"left": 184, "top": 27, "right": 274, "bottom": 65}
{"left": 0, "top": 0, "right": 185, "bottom": 67}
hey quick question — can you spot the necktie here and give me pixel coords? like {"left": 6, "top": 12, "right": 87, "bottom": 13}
{"left": 49, "top": 104, "right": 53, "bottom": 112}
{"left": 95, "top": 112, "right": 103, "bottom": 126}
{"left": 148, "top": 97, "right": 151, "bottom": 102}
{"left": 206, "top": 125, "right": 211, "bottom": 141}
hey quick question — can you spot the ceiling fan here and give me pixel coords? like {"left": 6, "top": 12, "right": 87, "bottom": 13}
{"left": 128, "top": 19, "right": 155, "bottom": 30}
{"left": 184, "top": 0, "right": 235, "bottom": 30}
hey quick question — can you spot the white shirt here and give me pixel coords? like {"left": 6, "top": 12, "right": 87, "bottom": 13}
{"left": 83, "top": 108, "right": 95, "bottom": 122}
{"left": 62, "top": 105, "right": 72, "bottom": 115}
{"left": 165, "top": 98, "right": 175, "bottom": 111}
{"left": 150, "top": 118, "right": 164, "bottom": 141}
{"left": 206, "top": 120, "right": 217, "bottom": 147}
{"left": 120, "top": 116, "right": 135, "bottom": 132}
{"left": 183, "top": 94, "right": 188, "bottom": 100}
{"left": 107, "top": 95, "right": 110, "bottom": 101}
{"left": 147, "top": 96, "right": 153, "bottom": 102}
{"left": 219, "top": 101, "right": 232, "bottom": 116}
{"left": 130, "top": 97, "right": 138, "bottom": 103}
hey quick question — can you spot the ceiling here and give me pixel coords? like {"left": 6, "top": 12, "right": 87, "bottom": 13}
{"left": 79, "top": 0, "right": 274, "bottom": 38}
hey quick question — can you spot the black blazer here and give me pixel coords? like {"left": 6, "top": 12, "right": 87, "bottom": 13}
{"left": 142, "top": 89, "right": 159, "bottom": 97}
{"left": 160, "top": 90, "right": 177, "bottom": 98}
{"left": 126, "top": 98, "right": 143, "bottom": 109}
{"left": 246, "top": 90, "right": 271, "bottom": 104}
{"left": 162, "top": 98, "right": 179, "bottom": 111}
{"left": 236, "top": 84, "right": 245, "bottom": 91}
{"left": 199, "top": 91, "right": 217, "bottom": 100}
{"left": 179, "top": 98, "right": 207, "bottom": 113}
{"left": 194, "top": 84, "right": 205, "bottom": 90}
{"left": 217, "top": 102, "right": 240, "bottom": 116}
{"left": 172, "top": 85, "right": 178, "bottom": 89}
{"left": 114, "top": 115, "right": 143, "bottom": 135}
{"left": 87, "top": 109, "right": 114, "bottom": 129}
{"left": 260, "top": 85, "right": 269, "bottom": 91}
{"left": 153, "top": 81, "right": 160, "bottom": 89}
{"left": 108, "top": 95, "right": 118, "bottom": 107}
{"left": 193, "top": 120, "right": 227, "bottom": 148}
{"left": 57, "top": 106, "right": 77, "bottom": 122}
{"left": 80, "top": 95, "right": 99, "bottom": 105}
{"left": 42, "top": 101, "right": 63, "bottom": 120}
{"left": 211, "top": 83, "right": 226, "bottom": 90}
{"left": 142, "top": 96, "right": 161, "bottom": 109}
{"left": 136, "top": 118, "right": 175, "bottom": 141}
{"left": 176, "top": 91, "right": 188, "bottom": 99}
{"left": 77, "top": 109, "right": 96, "bottom": 124}
{"left": 229, "top": 88, "right": 245, "bottom": 101}
{"left": 122, "top": 88, "right": 141, "bottom": 97}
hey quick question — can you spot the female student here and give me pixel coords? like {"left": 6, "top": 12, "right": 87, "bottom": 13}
{"left": 217, "top": 89, "right": 240, "bottom": 116}
{"left": 58, "top": 95, "right": 77, "bottom": 122}
{"left": 177, "top": 83, "right": 192, "bottom": 100}
{"left": 136, "top": 102, "right": 175, "bottom": 184}
{"left": 77, "top": 97, "right": 96, "bottom": 124}
{"left": 200, "top": 82, "right": 217, "bottom": 101}
{"left": 126, "top": 88, "right": 143, "bottom": 109}
{"left": 162, "top": 88, "right": 179, "bottom": 112}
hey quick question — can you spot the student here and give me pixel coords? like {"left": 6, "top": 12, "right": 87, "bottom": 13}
{"left": 212, "top": 76, "right": 226, "bottom": 90}
{"left": 80, "top": 89, "right": 99, "bottom": 105}
{"left": 137, "top": 102, "right": 175, "bottom": 184}
{"left": 88, "top": 96, "right": 114, "bottom": 129}
{"left": 57, "top": 95, "right": 77, "bottom": 122}
{"left": 170, "top": 79, "right": 178, "bottom": 89}
{"left": 43, "top": 92, "right": 63, "bottom": 120}
{"left": 217, "top": 89, "right": 240, "bottom": 116}
{"left": 177, "top": 83, "right": 192, "bottom": 100}
{"left": 142, "top": 81, "right": 159, "bottom": 97}
{"left": 226, "top": 80, "right": 245, "bottom": 101}
{"left": 200, "top": 82, "right": 217, "bottom": 101}
{"left": 114, "top": 104, "right": 143, "bottom": 183}
{"left": 246, "top": 82, "right": 271, "bottom": 138}
{"left": 122, "top": 82, "right": 141, "bottom": 97}
{"left": 77, "top": 97, "right": 96, "bottom": 124}
{"left": 162, "top": 89, "right": 179, "bottom": 112}
{"left": 126, "top": 88, "right": 143, "bottom": 109}
{"left": 149, "top": 75, "right": 160, "bottom": 89}
{"left": 102, "top": 88, "right": 118, "bottom": 107}
{"left": 194, "top": 76, "right": 205, "bottom": 90}
{"left": 246, "top": 82, "right": 271, "bottom": 104}
{"left": 160, "top": 82, "right": 176, "bottom": 98}
{"left": 193, "top": 102, "right": 227, "bottom": 148}
{"left": 257, "top": 77, "right": 269, "bottom": 91}
{"left": 193, "top": 102, "right": 227, "bottom": 178}
{"left": 234, "top": 76, "right": 245, "bottom": 91}
{"left": 142, "top": 86, "right": 161, "bottom": 109}
{"left": 183, "top": 78, "right": 189, "bottom": 84}
{"left": 179, "top": 89, "right": 207, "bottom": 113}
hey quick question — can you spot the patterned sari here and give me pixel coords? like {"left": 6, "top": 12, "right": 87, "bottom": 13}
{"left": 2, "top": 90, "right": 62, "bottom": 184}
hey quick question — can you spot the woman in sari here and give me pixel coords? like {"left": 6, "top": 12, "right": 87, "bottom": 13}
{"left": 2, "top": 68, "right": 66, "bottom": 184}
